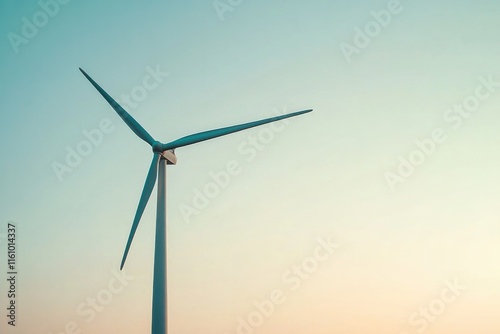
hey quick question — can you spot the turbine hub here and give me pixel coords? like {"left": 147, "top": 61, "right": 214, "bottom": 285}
{"left": 152, "top": 141, "right": 163, "bottom": 153}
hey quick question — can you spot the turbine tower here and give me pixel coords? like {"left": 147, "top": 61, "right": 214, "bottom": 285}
{"left": 79, "top": 68, "right": 312, "bottom": 334}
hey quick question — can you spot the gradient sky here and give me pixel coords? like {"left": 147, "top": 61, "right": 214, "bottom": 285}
{"left": 1, "top": 0, "right": 500, "bottom": 333}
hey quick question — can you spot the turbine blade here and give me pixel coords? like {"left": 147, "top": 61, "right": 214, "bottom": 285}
{"left": 161, "top": 109, "right": 312, "bottom": 150}
{"left": 120, "top": 153, "right": 161, "bottom": 270}
{"left": 79, "top": 68, "right": 156, "bottom": 146}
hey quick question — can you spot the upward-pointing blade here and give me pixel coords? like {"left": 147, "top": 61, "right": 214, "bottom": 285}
{"left": 79, "top": 68, "right": 156, "bottom": 146}
{"left": 120, "top": 153, "right": 161, "bottom": 270}
{"left": 161, "top": 109, "right": 312, "bottom": 150}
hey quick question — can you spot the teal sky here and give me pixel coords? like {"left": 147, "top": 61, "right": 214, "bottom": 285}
{"left": 1, "top": 1, "right": 500, "bottom": 333}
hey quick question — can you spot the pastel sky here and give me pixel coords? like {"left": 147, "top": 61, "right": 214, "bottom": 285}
{"left": 1, "top": 0, "right": 500, "bottom": 333}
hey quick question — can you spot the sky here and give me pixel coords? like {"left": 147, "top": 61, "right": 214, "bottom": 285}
{"left": 1, "top": 0, "right": 500, "bottom": 333}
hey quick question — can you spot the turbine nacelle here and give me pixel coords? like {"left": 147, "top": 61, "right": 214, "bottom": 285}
{"left": 161, "top": 149, "right": 177, "bottom": 165}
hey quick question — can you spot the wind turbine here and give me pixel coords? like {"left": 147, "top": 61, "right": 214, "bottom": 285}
{"left": 79, "top": 68, "right": 312, "bottom": 334}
